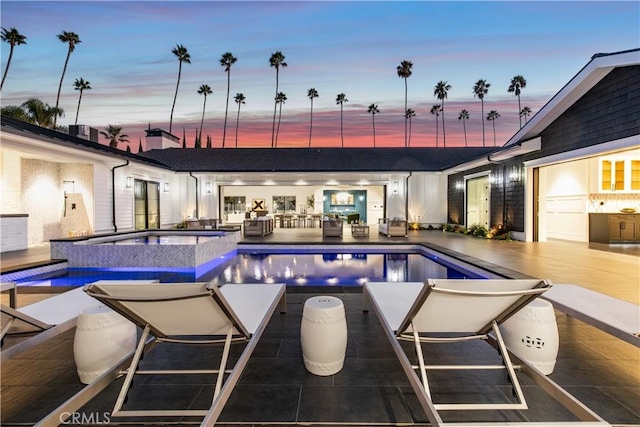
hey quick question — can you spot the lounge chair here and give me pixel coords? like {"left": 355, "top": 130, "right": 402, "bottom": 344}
{"left": 0, "top": 280, "right": 158, "bottom": 362}
{"left": 79, "top": 281, "right": 286, "bottom": 422}
{"left": 364, "top": 279, "right": 608, "bottom": 426}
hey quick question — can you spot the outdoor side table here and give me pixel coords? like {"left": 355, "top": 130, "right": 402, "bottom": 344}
{"left": 500, "top": 298, "right": 559, "bottom": 375}
{"left": 300, "top": 296, "right": 347, "bottom": 376}
{"left": 351, "top": 224, "right": 370, "bottom": 237}
{"left": 74, "top": 305, "right": 137, "bottom": 384}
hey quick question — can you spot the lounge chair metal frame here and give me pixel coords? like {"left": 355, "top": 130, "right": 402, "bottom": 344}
{"left": 364, "top": 279, "right": 610, "bottom": 427}
{"left": 36, "top": 282, "right": 285, "bottom": 426}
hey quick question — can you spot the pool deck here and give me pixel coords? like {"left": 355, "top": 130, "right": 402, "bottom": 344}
{"left": 1, "top": 229, "right": 639, "bottom": 426}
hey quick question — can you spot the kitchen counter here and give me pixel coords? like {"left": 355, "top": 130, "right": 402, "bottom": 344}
{"left": 589, "top": 213, "right": 639, "bottom": 243}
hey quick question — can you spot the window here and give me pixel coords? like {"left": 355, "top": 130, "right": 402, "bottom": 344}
{"left": 272, "top": 196, "right": 296, "bottom": 213}
{"left": 224, "top": 196, "right": 246, "bottom": 214}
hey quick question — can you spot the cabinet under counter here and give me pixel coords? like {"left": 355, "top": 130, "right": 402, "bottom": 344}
{"left": 589, "top": 213, "right": 639, "bottom": 243}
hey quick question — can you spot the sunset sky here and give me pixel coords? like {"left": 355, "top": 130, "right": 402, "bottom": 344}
{"left": 1, "top": 1, "right": 638, "bottom": 150}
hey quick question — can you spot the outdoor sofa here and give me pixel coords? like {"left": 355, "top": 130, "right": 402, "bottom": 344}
{"left": 378, "top": 218, "right": 408, "bottom": 237}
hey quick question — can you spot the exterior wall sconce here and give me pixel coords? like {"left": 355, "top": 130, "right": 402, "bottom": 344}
{"left": 392, "top": 181, "right": 398, "bottom": 194}
{"left": 455, "top": 181, "right": 464, "bottom": 190}
{"left": 508, "top": 165, "right": 522, "bottom": 182}
{"left": 163, "top": 182, "right": 170, "bottom": 192}
{"left": 205, "top": 181, "right": 212, "bottom": 194}
{"left": 125, "top": 176, "right": 133, "bottom": 188}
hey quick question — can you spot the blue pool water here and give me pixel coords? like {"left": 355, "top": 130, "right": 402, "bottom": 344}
{"left": 16, "top": 250, "right": 486, "bottom": 288}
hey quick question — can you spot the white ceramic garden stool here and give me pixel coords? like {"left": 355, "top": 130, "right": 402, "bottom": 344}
{"left": 301, "top": 296, "right": 347, "bottom": 376}
{"left": 74, "top": 305, "right": 137, "bottom": 384}
{"left": 500, "top": 298, "right": 559, "bottom": 375}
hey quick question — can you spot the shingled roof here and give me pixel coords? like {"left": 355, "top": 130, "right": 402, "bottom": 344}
{"left": 139, "top": 146, "right": 497, "bottom": 173}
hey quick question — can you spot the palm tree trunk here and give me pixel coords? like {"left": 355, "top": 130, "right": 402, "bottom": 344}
{"left": 493, "top": 121, "right": 496, "bottom": 146}
{"left": 235, "top": 105, "right": 241, "bottom": 148}
{"left": 54, "top": 49, "right": 72, "bottom": 127}
{"left": 223, "top": 72, "right": 231, "bottom": 148}
{"left": 517, "top": 95, "right": 522, "bottom": 128}
{"left": 308, "top": 99, "right": 313, "bottom": 147}
{"left": 441, "top": 101, "right": 446, "bottom": 147}
{"left": 75, "top": 90, "right": 83, "bottom": 125}
{"left": 199, "top": 95, "right": 207, "bottom": 145}
{"left": 372, "top": 116, "right": 376, "bottom": 147}
{"left": 408, "top": 117, "right": 412, "bottom": 147}
{"left": 435, "top": 116, "right": 439, "bottom": 147}
{"left": 275, "top": 102, "right": 283, "bottom": 147}
{"left": 170, "top": 62, "right": 183, "bottom": 134}
{"left": 0, "top": 46, "right": 15, "bottom": 91}
{"left": 271, "top": 69, "right": 279, "bottom": 148}
{"left": 404, "top": 79, "right": 408, "bottom": 147}
{"left": 481, "top": 100, "right": 485, "bottom": 147}
{"left": 340, "top": 105, "right": 344, "bottom": 147}
{"left": 463, "top": 119, "right": 468, "bottom": 147}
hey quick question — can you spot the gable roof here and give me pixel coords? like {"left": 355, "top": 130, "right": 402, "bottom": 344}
{"left": 1, "top": 116, "right": 169, "bottom": 169}
{"left": 504, "top": 48, "right": 639, "bottom": 148}
{"left": 138, "top": 146, "right": 497, "bottom": 173}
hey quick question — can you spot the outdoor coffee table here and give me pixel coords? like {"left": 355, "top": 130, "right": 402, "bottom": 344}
{"left": 351, "top": 224, "right": 370, "bottom": 237}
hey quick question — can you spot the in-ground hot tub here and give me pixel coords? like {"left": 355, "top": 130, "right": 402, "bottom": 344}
{"left": 50, "top": 230, "right": 240, "bottom": 268}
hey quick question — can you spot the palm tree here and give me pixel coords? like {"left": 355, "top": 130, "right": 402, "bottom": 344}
{"left": 100, "top": 124, "right": 129, "bottom": 149}
{"left": 508, "top": 75, "right": 527, "bottom": 128}
{"left": 55, "top": 31, "right": 81, "bottom": 127}
{"left": 336, "top": 93, "right": 348, "bottom": 147}
{"left": 367, "top": 104, "right": 379, "bottom": 147}
{"left": 21, "top": 98, "right": 64, "bottom": 128}
{"left": 73, "top": 78, "right": 91, "bottom": 125}
{"left": 169, "top": 44, "right": 191, "bottom": 134}
{"left": 274, "top": 91, "right": 287, "bottom": 147}
{"left": 458, "top": 109, "right": 470, "bottom": 146}
{"left": 430, "top": 104, "right": 442, "bottom": 147}
{"left": 0, "top": 105, "right": 30, "bottom": 122}
{"left": 396, "top": 60, "right": 413, "bottom": 147}
{"left": 197, "top": 84, "right": 212, "bottom": 146}
{"left": 269, "top": 51, "right": 287, "bottom": 147}
{"left": 307, "top": 88, "right": 319, "bottom": 147}
{"left": 520, "top": 106, "right": 532, "bottom": 125}
{"left": 1, "top": 27, "right": 27, "bottom": 91}
{"left": 219, "top": 52, "right": 237, "bottom": 148}
{"left": 472, "top": 79, "right": 491, "bottom": 146}
{"left": 405, "top": 108, "right": 416, "bottom": 147}
{"left": 234, "top": 93, "right": 246, "bottom": 148}
{"left": 487, "top": 110, "right": 501, "bottom": 146}
{"left": 434, "top": 81, "right": 451, "bottom": 146}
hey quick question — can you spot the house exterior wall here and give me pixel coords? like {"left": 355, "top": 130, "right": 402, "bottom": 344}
{"left": 409, "top": 173, "right": 447, "bottom": 226}
{"left": 447, "top": 64, "right": 640, "bottom": 235}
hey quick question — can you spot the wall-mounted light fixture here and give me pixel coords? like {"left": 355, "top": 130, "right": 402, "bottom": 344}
{"left": 358, "top": 194, "right": 365, "bottom": 202}
{"left": 62, "top": 180, "right": 75, "bottom": 194}
{"left": 392, "top": 181, "right": 399, "bottom": 194}
{"left": 205, "top": 181, "right": 212, "bottom": 194}
{"left": 125, "top": 176, "right": 133, "bottom": 188}
{"left": 455, "top": 181, "right": 464, "bottom": 190}
{"left": 508, "top": 165, "right": 522, "bottom": 182}
{"left": 163, "top": 182, "right": 170, "bottom": 192}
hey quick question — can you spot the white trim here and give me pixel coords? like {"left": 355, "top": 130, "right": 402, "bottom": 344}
{"left": 523, "top": 135, "right": 639, "bottom": 168}
{"left": 463, "top": 170, "right": 491, "bottom": 180}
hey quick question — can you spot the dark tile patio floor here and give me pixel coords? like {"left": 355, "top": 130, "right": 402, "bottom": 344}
{"left": 1, "top": 229, "right": 638, "bottom": 426}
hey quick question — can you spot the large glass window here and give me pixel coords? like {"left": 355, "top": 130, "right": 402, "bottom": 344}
{"left": 272, "top": 196, "right": 296, "bottom": 213}
{"left": 224, "top": 196, "right": 246, "bottom": 214}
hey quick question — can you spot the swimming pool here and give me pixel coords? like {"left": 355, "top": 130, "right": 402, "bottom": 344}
{"left": 13, "top": 247, "right": 498, "bottom": 288}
